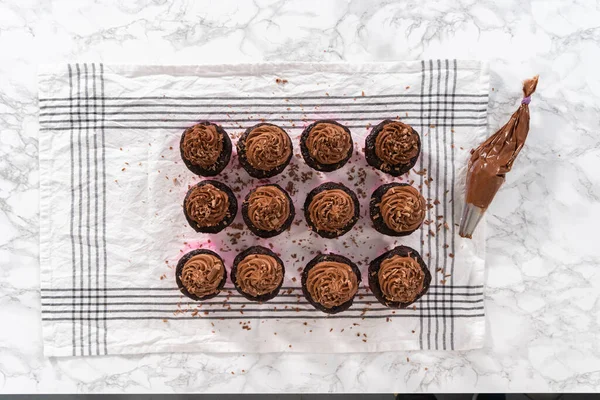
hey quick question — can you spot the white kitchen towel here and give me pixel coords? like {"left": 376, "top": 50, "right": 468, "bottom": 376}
{"left": 39, "top": 62, "right": 488, "bottom": 357}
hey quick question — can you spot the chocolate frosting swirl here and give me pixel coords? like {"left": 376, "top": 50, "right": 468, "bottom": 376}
{"left": 308, "top": 189, "right": 355, "bottom": 233}
{"left": 236, "top": 254, "right": 283, "bottom": 297}
{"left": 306, "top": 261, "right": 358, "bottom": 308}
{"left": 182, "top": 124, "right": 223, "bottom": 168}
{"left": 181, "top": 253, "right": 224, "bottom": 297}
{"left": 245, "top": 125, "right": 292, "bottom": 171}
{"left": 306, "top": 123, "right": 352, "bottom": 165}
{"left": 185, "top": 184, "right": 230, "bottom": 227}
{"left": 378, "top": 255, "right": 424, "bottom": 303}
{"left": 247, "top": 186, "right": 290, "bottom": 231}
{"left": 375, "top": 122, "right": 419, "bottom": 165}
{"left": 380, "top": 185, "right": 426, "bottom": 232}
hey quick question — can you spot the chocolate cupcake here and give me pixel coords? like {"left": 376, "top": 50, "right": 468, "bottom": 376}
{"left": 304, "top": 182, "right": 359, "bottom": 238}
{"left": 180, "top": 121, "right": 231, "bottom": 176}
{"left": 365, "top": 120, "right": 421, "bottom": 176}
{"left": 231, "top": 246, "right": 285, "bottom": 302}
{"left": 236, "top": 123, "right": 293, "bottom": 178}
{"left": 300, "top": 120, "right": 353, "bottom": 172}
{"left": 368, "top": 246, "right": 431, "bottom": 308}
{"left": 176, "top": 249, "right": 227, "bottom": 301}
{"left": 301, "top": 253, "right": 361, "bottom": 314}
{"left": 370, "top": 183, "right": 426, "bottom": 236}
{"left": 242, "top": 184, "right": 295, "bottom": 238}
{"left": 183, "top": 180, "right": 238, "bottom": 233}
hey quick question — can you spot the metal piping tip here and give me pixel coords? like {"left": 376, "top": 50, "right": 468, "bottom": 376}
{"left": 459, "top": 203, "right": 485, "bottom": 239}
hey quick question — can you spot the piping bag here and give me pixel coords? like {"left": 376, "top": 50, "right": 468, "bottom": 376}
{"left": 459, "top": 76, "right": 539, "bottom": 239}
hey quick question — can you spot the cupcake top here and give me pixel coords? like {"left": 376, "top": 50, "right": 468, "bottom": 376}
{"left": 181, "top": 123, "right": 223, "bottom": 169}
{"left": 307, "top": 188, "right": 356, "bottom": 234}
{"left": 244, "top": 124, "right": 292, "bottom": 171}
{"left": 378, "top": 254, "right": 424, "bottom": 303}
{"left": 379, "top": 185, "right": 426, "bottom": 233}
{"left": 235, "top": 253, "right": 284, "bottom": 297}
{"left": 306, "top": 260, "right": 358, "bottom": 308}
{"left": 306, "top": 122, "right": 352, "bottom": 165}
{"left": 246, "top": 185, "right": 291, "bottom": 232}
{"left": 375, "top": 121, "right": 420, "bottom": 166}
{"left": 180, "top": 252, "right": 225, "bottom": 298}
{"left": 185, "top": 183, "right": 230, "bottom": 228}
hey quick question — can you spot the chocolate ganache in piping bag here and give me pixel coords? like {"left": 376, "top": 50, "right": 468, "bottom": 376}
{"left": 459, "top": 76, "right": 538, "bottom": 239}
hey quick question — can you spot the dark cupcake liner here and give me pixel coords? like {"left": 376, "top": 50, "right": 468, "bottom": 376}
{"left": 236, "top": 123, "right": 293, "bottom": 179}
{"left": 231, "top": 246, "right": 285, "bottom": 302}
{"left": 179, "top": 121, "right": 232, "bottom": 177}
{"left": 183, "top": 180, "right": 238, "bottom": 233}
{"left": 176, "top": 248, "right": 227, "bottom": 301}
{"left": 304, "top": 182, "right": 360, "bottom": 239}
{"left": 241, "top": 184, "right": 295, "bottom": 238}
{"left": 365, "top": 119, "right": 421, "bottom": 176}
{"left": 369, "top": 182, "right": 423, "bottom": 237}
{"left": 300, "top": 119, "right": 353, "bottom": 172}
{"left": 301, "top": 253, "right": 361, "bottom": 314}
{"left": 368, "top": 245, "right": 431, "bottom": 309}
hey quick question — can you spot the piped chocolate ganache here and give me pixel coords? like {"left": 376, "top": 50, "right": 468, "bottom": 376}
{"left": 232, "top": 246, "right": 285, "bottom": 302}
{"left": 378, "top": 255, "right": 424, "bottom": 303}
{"left": 242, "top": 184, "right": 295, "bottom": 238}
{"left": 370, "top": 183, "right": 426, "bottom": 236}
{"left": 176, "top": 249, "right": 227, "bottom": 301}
{"left": 237, "top": 123, "right": 293, "bottom": 178}
{"left": 301, "top": 253, "right": 361, "bottom": 314}
{"left": 368, "top": 246, "right": 431, "bottom": 308}
{"left": 180, "top": 122, "right": 231, "bottom": 176}
{"left": 300, "top": 120, "right": 353, "bottom": 172}
{"left": 183, "top": 180, "right": 237, "bottom": 233}
{"left": 365, "top": 120, "right": 421, "bottom": 176}
{"left": 304, "top": 182, "right": 360, "bottom": 239}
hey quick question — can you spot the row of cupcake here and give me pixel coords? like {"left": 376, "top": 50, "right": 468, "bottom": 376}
{"left": 176, "top": 245, "right": 431, "bottom": 313}
{"left": 183, "top": 180, "right": 427, "bottom": 238}
{"left": 180, "top": 119, "right": 421, "bottom": 178}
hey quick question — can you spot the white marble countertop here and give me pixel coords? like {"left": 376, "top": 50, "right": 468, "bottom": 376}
{"left": 1, "top": 0, "right": 599, "bottom": 393}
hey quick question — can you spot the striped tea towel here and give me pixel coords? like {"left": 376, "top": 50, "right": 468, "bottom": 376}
{"left": 39, "top": 62, "right": 489, "bottom": 356}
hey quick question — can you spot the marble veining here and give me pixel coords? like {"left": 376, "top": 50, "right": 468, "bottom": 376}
{"left": 1, "top": 0, "right": 599, "bottom": 393}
